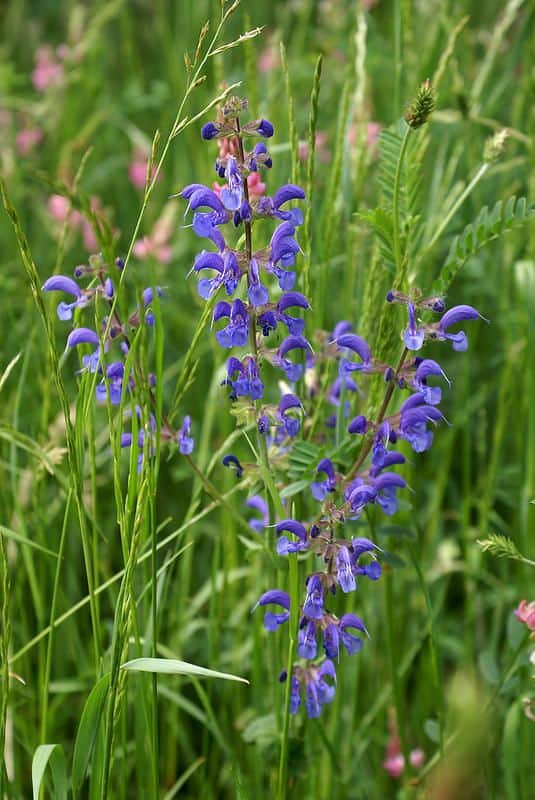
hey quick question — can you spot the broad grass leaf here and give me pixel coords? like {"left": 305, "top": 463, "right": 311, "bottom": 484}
{"left": 71, "top": 673, "right": 110, "bottom": 794}
{"left": 32, "top": 744, "right": 67, "bottom": 800}
{"left": 121, "top": 657, "right": 249, "bottom": 684}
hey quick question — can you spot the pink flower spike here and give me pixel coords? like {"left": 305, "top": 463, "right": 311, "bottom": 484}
{"left": 48, "top": 194, "right": 72, "bottom": 223}
{"left": 383, "top": 754, "right": 405, "bottom": 779}
{"left": 514, "top": 600, "right": 535, "bottom": 631}
{"left": 409, "top": 748, "right": 425, "bottom": 769}
{"left": 32, "top": 45, "right": 64, "bottom": 91}
{"left": 16, "top": 127, "right": 43, "bottom": 155}
{"left": 129, "top": 148, "right": 162, "bottom": 190}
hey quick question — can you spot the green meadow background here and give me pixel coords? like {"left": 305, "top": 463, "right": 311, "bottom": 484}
{"left": 1, "top": 0, "right": 534, "bottom": 797}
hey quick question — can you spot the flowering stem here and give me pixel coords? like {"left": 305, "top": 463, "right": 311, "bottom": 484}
{"left": 277, "top": 552, "right": 299, "bottom": 800}
{"left": 392, "top": 125, "right": 412, "bottom": 282}
{"left": 383, "top": 567, "right": 412, "bottom": 778}
{"left": 235, "top": 120, "right": 285, "bottom": 519}
{"left": 348, "top": 347, "right": 408, "bottom": 479}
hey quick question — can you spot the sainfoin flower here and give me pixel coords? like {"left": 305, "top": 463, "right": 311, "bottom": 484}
{"left": 514, "top": 600, "right": 535, "bottom": 632}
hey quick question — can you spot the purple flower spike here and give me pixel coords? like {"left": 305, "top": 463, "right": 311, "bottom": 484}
{"left": 404, "top": 303, "right": 425, "bottom": 350}
{"left": 178, "top": 415, "right": 194, "bottom": 455}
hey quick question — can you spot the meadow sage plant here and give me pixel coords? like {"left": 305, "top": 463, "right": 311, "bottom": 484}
{"left": 178, "top": 97, "right": 486, "bottom": 719}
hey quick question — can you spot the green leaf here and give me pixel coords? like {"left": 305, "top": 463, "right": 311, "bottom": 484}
{"left": 279, "top": 479, "right": 311, "bottom": 499}
{"left": 433, "top": 196, "right": 535, "bottom": 295}
{"left": 71, "top": 673, "right": 110, "bottom": 793}
{"left": 1, "top": 525, "right": 58, "bottom": 557}
{"left": 424, "top": 718, "right": 441, "bottom": 744}
{"left": 478, "top": 650, "right": 500, "bottom": 685}
{"left": 377, "top": 524, "right": 416, "bottom": 539}
{"left": 382, "top": 550, "right": 406, "bottom": 569}
{"left": 121, "top": 657, "right": 249, "bottom": 684}
{"left": 32, "top": 744, "right": 67, "bottom": 800}
{"left": 242, "top": 713, "right": 278, "bottom": 746}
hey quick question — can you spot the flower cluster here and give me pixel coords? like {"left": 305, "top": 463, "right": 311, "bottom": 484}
{"left": 514, "top": 600, "right": 535, "bottom": 722}
{"left": 181, "top": 101, "right": 485, "bottom": 719}
{"left": 41, "top": 253, "right": 192, "bottom": 465}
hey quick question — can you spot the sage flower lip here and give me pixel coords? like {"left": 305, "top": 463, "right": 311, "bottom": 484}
{"left": 275, "top": 519, "right": 309, "bottom": 555}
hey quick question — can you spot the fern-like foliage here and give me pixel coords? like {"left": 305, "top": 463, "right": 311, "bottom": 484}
{"left": 357, "top": 207, "right": 395, "bottom": 273}
{"left": 432, "top": 196, "right": 535, "bottom": 296}
{"left": 377, "top": 122, "right": 422, "bottom": 220}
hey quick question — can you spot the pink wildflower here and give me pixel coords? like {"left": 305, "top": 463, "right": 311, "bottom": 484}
{"left": 133, "top": 206, "right": 175, "bottom": 264}
{"left": 16, "top": 127, "right": 44, "bottom": 155}
{"left": 218, "top": 138, "right": 238, "bottom": 159}
{"left": 348, "top": 121, "right": 382, "bottom": 154}
{"left": 298, "top": 131, "right": 330, "bottom": 163}
{"left": 128, "top": 148, "right": 161, "bottom": 190}
{"left": 0, "top": 110, "right": 13, "bottom": 129}
{"left": 32, "top": 46, "right": 64, "bottom": 92}
{"left": 382, "top": 712, "right": 425, "bottom": 779}
{"left": 247, "top": 171, "right": 266, "bottom": 198}
{"left": 514, "top": 600, "right": 535, "bottom": 632}
{"left": 258, "top": 45, "right": 279, "bottom": 74}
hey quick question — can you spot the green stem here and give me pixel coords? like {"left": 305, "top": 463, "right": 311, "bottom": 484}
{"left": 348, "top": 348, "right": 408, "bottom": 480}
{"left": 276, "top": 552, "right": 299, "bottom": 800}
{"left": 0, "top": 528, "right": 10, "bottom": 798}
{"left": 40, "top": 491, "right": 72, "bottom": 744}
{"left": 425, "top": 163, "right": 489, "bottom": 254}
{"left": 408, "top": 541, "right": 444, "bottom": 755}
{"left": 393, "top": 0, "right": 403, "bottom": 122}
{"left": 383, "top": 569, "right": 411, "bottom": 777}
{"left": 392, "top": 125, "right": 412, "bottom": 282}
